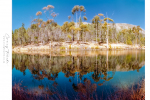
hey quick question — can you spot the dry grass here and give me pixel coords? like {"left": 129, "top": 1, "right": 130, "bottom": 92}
{"left": 12, "top": 79, "right": 145, "bottom": 100}
{"left": 108, "top": 79, "right": 145, "bottom": 100}
{"left": 12, "top": 83, "right": 70, "bottom": 100}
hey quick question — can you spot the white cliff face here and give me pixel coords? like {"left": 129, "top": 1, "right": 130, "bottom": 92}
{"left": 74, "top": 22, "right": 145, "bottom": 35}
{"left": 75, "top": 22, "right": 91, "bottom": 27}
{"left": 114, "top": 23, "right": 145, "bottom": 34}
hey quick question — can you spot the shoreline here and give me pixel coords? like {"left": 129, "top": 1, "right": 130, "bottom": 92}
{"left": 12, "top": 42, "right": 145, "bottom": 56}
{"left": 13, "top": 41, "right": 145, "bottom": 52}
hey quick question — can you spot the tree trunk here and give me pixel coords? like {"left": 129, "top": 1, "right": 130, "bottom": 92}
{"left": 76, "top": 12, "right": 79, "bottom": 41}
{"left": 100, "top": 25, "right": 101, "bottom": 42}
{"left": 96, "top": 55, "right": 97, "bottom": 74}
{"left": 81, "top": 32, "right": 82, "bottom": 41}
{"left": 85, "top": 32, "right": 86, "bottom": 42}
{"left": 136, "top": 35, "right": 137, "bottom": 45}
{"left": 52, "top": 32, "right": 54, "bottom": 41}
{"left": 107, "top": 20, "right": 109, "bottom": 49}
{"left": 73, "top": 33, "right": 74, "bottom": 41}
{"left": 107, "top": 38, "right": 108, "bottom": 48}
{"left": 96, "top": 23, "right": 97, "bottom": 43}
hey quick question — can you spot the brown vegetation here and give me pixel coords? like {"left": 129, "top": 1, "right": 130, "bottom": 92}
{"left": 12, "top": 79, "right": 145, "bottom": 100}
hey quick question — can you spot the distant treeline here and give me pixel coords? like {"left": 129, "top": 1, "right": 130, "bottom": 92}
{"left": 12, "top": 5, "right": 145, "bottom": 46}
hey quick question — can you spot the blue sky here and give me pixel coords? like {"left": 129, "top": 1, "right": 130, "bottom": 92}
{"left": 12, "top": 0, "right": 145, "bottom": 31}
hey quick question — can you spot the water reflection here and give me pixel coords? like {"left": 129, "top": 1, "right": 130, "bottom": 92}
{"left": 12, "top": 50, "right": 145, "bottom": 99}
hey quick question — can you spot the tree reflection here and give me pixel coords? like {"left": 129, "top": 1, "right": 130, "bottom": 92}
{"left": 12, "top": 51, "right": 145, "bottom": 86}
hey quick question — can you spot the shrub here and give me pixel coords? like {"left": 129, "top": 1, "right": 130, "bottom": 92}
{"left": 95, "top": 46, "right": 99, "bottom": 49}
{"left": 12, "top": 46, "right": 15, "bottom": 49}
{"left": 109, "top": 44, "right": 112, "bottom": 49}
{"left": 84, "top": 46, "right": 87, "bottom": 49}
{"left": 60, "top": 51, "right": 65, "bottom": 55}
{"left": 97, "top": 38, "right": 100, "bottom": 42}
{"left": 127, "top": 40, "right": 132, "bottom": 45}
{"left": 60, "top": 46, "right": 66, "bottom": 50}
{"left": 69, "top": 45, "right": 71, "bottom": 49}
{"left": 91, "top": 46, "right": 94, "bottom": 50}
{"left": 67, "top": 35, "right": 72, "bottom": 41}
{"left": 67, "top": 61, "right": 72, "bottom": 65}
{"left": 60, "top": 38, "right": 65, "bottom": 42}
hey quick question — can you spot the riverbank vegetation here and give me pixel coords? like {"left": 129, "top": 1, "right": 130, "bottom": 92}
{"left": 12, "top": 79, "right": 145, "bottom": 100}
{"left": 12, "top": 5, "right": 145, "bottom": 50}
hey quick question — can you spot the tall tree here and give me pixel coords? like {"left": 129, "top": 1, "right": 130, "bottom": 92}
{"left": 121, "top": 29, "right": 128, "bottom": 44}
{"left": 98, "top": 13, "right": 105, "bottom": 41}
{"left": 18, "top": 23, "right": 27, "bottom": 46}
{"left": 80, "top": 23, "right": 89, "bottom": 42}
{"left": 69, "top": 22, "right": 76, "bottom": 41}
{"left": 92, "top": 15, "right": 100, "bottom": 43}
{"left": 132, "top": 26, "right": 142, "bottom": 45}
{"left": 72, "top": 5, "right": 80, "bottom": 41}
{"left": 104, "top": 17, "right": 114, "bottom": 48}
{"left": 30, "top": 23, "right": 38, "bottom": 44}
{"left": 61, "top": 21, "right": 69, "bottom": 41}
{"left": 79, "top": 6, "right": 85, "bottom": 25}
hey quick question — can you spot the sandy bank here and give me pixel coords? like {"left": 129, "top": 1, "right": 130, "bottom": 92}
{"left": 12, "top": 41, "right": 145, "bottom": 56}
{"left": 12, "top": 41, "right": 145, "bottom": 53}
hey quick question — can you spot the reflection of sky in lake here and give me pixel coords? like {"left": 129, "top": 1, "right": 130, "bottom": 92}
{"left": 108, "top": 66, "right": 145, "bottom": 89}
{"left": 12, "top": 51, "right": 145, "bottom": 99}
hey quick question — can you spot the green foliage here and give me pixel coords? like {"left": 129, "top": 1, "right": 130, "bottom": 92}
{"left": 31, "top": 24, "right": 38, "bottom": 29}
{"left": 67, "top": 61, "right": 72, "bottom": 65}
{"left": 67, "top": 35, "right": 72, "bottom": 41}
{"left": 109, "top": 44, "right": 112, "bottom": 49}
{"left": 126, "top": 55, "right": 132, "bottom": 63}
{"left": 127, "top": 40, "right": 132, "bottom": 45}
{"left": 140, "top": 37, "right": 145, "bottom": 46}
{"left": 91, "top": 46, "right": 94, "bottom": 50}
{"left": 83, "top": 16, "right": 87, "bottom": 21}
{"left": 60, "top": 46, "right": 66, "bottom": 50}
{"left": 69, "top": 45, "right": 71, "bottom": 49}
{"left": 95, "top": 46, "right": 99, "bottom": 49}
{"left": 34, "top": 36, "right": 38, "bottom": 40}
{"left": 126, "top": 35, "right": 132, "bottom": 45}
{"left": 97, "top": 38, "right": 100, "bottom": 42}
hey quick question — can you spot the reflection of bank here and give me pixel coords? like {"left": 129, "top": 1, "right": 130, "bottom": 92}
{"left": 12, "top": 51, "right": 144, "bottom": 78}
{"left": 12, "top": 51, "right": 145, "bottom": 92}
{"left": 12, "top": 52, "right": 145, "bottom": 73}
{"left": 12, "top": 50, "right": 145, "bottom": 57}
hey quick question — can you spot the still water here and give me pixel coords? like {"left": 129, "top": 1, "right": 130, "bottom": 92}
{"left": 12, "top": 50, "right": 145, "bottom": 99}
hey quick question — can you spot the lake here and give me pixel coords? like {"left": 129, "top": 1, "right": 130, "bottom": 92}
{"left": 12, "top": 50, "right": 145, "bottom": 100}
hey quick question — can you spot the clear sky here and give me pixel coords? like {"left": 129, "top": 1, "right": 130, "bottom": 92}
{"left": 12, "top": 0, "right": 145, "bottom": 31}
